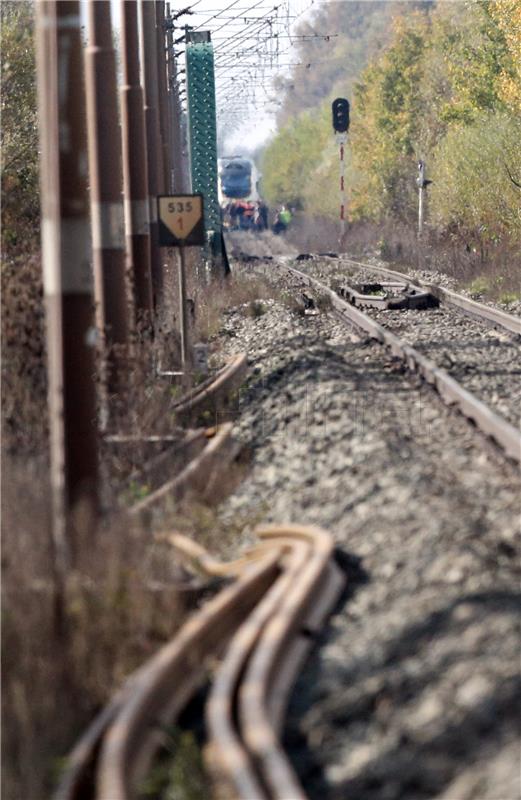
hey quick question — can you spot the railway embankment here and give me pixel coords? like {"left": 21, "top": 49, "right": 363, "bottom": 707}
{"left": 212, "top": 255, "right": 520, "bottom": 800}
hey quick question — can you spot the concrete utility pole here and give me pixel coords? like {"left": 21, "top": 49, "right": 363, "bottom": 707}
{"left": 85, "top": 0, "right": 129, "bottom": 393}
{"left": 166, "top": 11, "right": 188, "bottom": 192}
{"left": 156, "top": 1, "right": 172, "bottom": 193}
{"left": 36, "top": 0, "right": 99, "bottom": 569}
{"left": 120, "top": 0, "right": 154, "bottom": 321}
{"left": 140, "top": 0, "right": 164, "bottom": 307}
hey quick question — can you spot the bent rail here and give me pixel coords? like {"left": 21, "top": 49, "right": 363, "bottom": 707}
{"left": 55, "top": 526, "right": 343, "bottom": 800}
{"left": 173, "top": 353, "right": 248, "bottom": 421}
{"left": 130, "top": 422, "right": 237, "bottom": 515}
{"left": 335, "top": 256, "right": 521, "bottom": 336}
{"left": 286, "top": 265, "right": 521, "bottom": 462}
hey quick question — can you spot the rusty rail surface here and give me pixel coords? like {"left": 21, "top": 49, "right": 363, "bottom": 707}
{"left": 285, "top": 264, "right": 521, "bottom": 462}
{"left": 125, "top": 354, "right": 247, "bottom": 515}
{"left": 172, "top": 353, "right": 248, "bottom": 422}
{"left": 129, "top": 422, "right": 238, "bottom": 515}
{"left": 54, "top": 526, "right": 343, "bottom": 800}
{"left": 336, "top": 256, "right": 521, "bottom": 336}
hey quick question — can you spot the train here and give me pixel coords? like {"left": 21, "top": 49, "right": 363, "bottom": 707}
{"left": 218, "top": 156, "right": 260, "bottom": 204}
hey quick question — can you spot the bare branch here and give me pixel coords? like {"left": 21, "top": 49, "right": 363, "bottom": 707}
{"left": 504, "top": 162, "right": 521, "bottom": 190}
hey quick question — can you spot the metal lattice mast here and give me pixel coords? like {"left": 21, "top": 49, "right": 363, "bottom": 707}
{"left": 185, "top": 31, "right": 222, "bottom": 258}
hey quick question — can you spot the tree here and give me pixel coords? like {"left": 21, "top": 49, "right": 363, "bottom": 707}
{"left": 486, "top": 0, "right": 521, "bottom": 115}
{"left": 430, "top": 113, "right": 521, "bottom": 241}
{"left": 349, "top": 13, "right": 429, "bottom": 221}
{"left": 1, "top": 1, "right": 39, "bottom": 257}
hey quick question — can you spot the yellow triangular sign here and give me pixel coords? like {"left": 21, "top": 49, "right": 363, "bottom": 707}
{"left": 158, "top": 195, "right": 203, "bottom": 241}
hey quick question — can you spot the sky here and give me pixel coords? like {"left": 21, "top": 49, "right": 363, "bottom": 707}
{"left": 99, "top": 0, "right": 322, "bottom": 155}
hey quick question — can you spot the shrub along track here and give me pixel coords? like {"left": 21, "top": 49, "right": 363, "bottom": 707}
{"left": 54, "top": 526, "right": 343, "bottom": 800}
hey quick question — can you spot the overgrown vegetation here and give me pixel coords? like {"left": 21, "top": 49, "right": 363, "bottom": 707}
{"left": 262, "top": 0, "right": 521, "bottom": 276}
{"left": 1, "top": 1, "right": 39, "bottom": 257}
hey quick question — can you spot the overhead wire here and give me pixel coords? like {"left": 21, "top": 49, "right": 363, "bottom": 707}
{"left": 175, "top": 0, "right": 322, "bottom": 136}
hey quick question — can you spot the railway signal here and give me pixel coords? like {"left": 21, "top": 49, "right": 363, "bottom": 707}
{"left": 332, "top": 98, "right": 350, "bottom": 247}
{"left": 332, "top": 97, "right": 350, "bottom": 134}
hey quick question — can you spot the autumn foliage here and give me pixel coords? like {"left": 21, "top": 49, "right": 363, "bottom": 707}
{"left": 262, "top": 1, "right": 521, "bottom": 246}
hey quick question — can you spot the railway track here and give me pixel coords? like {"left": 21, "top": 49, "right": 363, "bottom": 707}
{"left": 101, "top": 354, "right": 248, "bottom": 514}
{"left": 317, "top": 254, "right": 521, "bottom": 335}
{"left": 54, "top": 526, "right": 343, "bottom": 800}
{"left": 275, "top": 259, "right": 521, "bottom": 463}
{"left": 211, "top": 252, "right": 520, "bottom": 799}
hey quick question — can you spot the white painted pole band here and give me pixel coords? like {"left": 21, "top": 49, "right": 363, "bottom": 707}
{"left": 42, "top": 217, "right": 93, "bottom": 295}
{"left": 91, "top": 201, "right": 125, "bottom": 249}
{"left": 124, "top": 198, "right": 150, "bottom": 236}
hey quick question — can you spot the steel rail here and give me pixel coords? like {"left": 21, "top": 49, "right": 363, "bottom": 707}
{"left": 96, "top": 552, "right": 281, "bottom": 800}
{"left": 334, "top": 256, "right": 521, "bottom": 335}
{"left": 239, "top": 525, "right": 336, "bottom": 800}
{"left": 172, "top": 352, "right": 248, "bottom": 421}
{"left": 129, "top": 421, "right": 237, "bottom": 515}
{"left": 55, "top": 526, "right": 341, "bottom": 800}
{"left": 206, "top": 526, "right": 343, "bottom": 800}
{"left": 55, "top": 546, "right": 281, "bottom": 800}
{"left": 206, "top": 538, "right": 310, "bottom": 800}
{"left": 127, "top": 354, "right": 247, "bottom": 515}
{"left": 285, "top": 265, "right": 521, "bottom": 462}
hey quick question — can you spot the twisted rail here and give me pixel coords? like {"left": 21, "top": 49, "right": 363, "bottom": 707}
{"left": 333, "top": 256, "right": 521, "bottom": 335}
{"left": 55, "top": 526, "right": 343, "bottom": 800}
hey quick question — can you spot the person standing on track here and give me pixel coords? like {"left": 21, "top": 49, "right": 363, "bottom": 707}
{"left": 273, "top": 204, "right": 292, "bottom": 235}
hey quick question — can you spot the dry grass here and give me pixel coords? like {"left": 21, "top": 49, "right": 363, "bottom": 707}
{"left": 1, "top": 463, "right": 242, "bottom": 799}
{"left": 287, "top": 214, "right": 521, "bottom": 302}
{"left": 189, "top": 271, "right": 278, "bottom": 344}
{"left": 1, "top": 245, "right": 276, "bottom": 799}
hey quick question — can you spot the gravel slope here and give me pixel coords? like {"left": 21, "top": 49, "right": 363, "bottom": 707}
{"left": 215, "top": 260, "right": 520, "bottom": 800}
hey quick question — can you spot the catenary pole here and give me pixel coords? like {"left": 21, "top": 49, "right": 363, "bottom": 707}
{"left": 36, "top": 0, "right": 99, "bottom": 569}
{"left": 120, "top": 0, "right": 154, "bottom": 321}
{"left": 167, "top": 10, "right": 188, "bottom": 192}
{"left": 85, "top": 0, "right": 129, "bottom": 394}
{"left": 156, "top": 1, "right": 172, "bottom": 193}
{"left": 140, "top": 0, "right": 164, "bottom": 307}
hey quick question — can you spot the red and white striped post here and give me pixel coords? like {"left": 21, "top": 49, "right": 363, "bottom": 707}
{"left": 338, "top": 132, "right": 347, "bottom": 247}
{"left": 332, "top": 97, "right": 350, "bottom": 250}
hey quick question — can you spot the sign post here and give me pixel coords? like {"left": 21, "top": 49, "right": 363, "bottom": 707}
{"left": 158, "top": 194, "right": 205, "bottom": 366}
{"left": 416, "top": 160, "right": 432, "bottom": 238}
{"left": 332, "top": 98, "right": 350, "bottom": 249}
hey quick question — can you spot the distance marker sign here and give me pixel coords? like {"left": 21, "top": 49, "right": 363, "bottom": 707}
{"left": 158, "top": 194, "right": 205, "bottom": 246}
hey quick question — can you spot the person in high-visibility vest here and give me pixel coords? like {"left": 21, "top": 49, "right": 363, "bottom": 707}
{"left": 273, "top": 205, "right": 292, "bottom": 235}
{"left": 279, "top": 206, "right": 292, "bottom": 227}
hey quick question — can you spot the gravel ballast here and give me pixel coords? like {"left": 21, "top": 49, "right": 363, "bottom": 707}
{"left": 214, "top": 256, "right": 520, "bottom": 800}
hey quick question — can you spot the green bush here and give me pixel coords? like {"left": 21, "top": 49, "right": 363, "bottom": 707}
{"left": 430, "top": 113, "right": 521, "bottom": 241}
